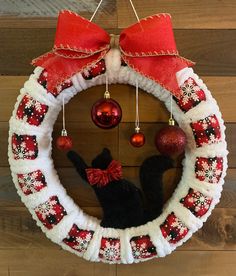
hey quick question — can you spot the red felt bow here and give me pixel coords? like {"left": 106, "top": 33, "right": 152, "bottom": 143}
{"left": 85, "top": 160, "right": 122, "bottom": 187}
{"left": 32, "top": 10, "right": 194, "bottom": 98}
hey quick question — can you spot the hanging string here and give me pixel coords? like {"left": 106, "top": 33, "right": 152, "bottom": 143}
{"left": 135, "top": 79, "right": 140, "bottom": 132}
{"left": 170, "top": 94, "right": 173, "bottom": 120}
{"left": 90, "top": 0, "right": 140, "bottom": 24}
{"left": 169, "top": 94, "right": 175, "bottom": 125}
{"left": 105, "top": 73, "right": 108, "bottom": 92}
{"left": 62, "top": 95, "right": 66, "bottom": 131}
{"left": 90, "top": 0, "right": 103, "bottom": 22}
{"left": 104, "top": 73, "right": 110, "bottom": 98}
{"left": 128, "top": 0, "right": 140, "bottom": 22}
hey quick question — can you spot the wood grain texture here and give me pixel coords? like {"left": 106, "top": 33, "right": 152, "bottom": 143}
{"left": 1, "top": 122, "right": 235, "bottom": 168}
{"left": 0, "top": 207, "right": 235, "bottom": 253}
{"left": 1, "top": 76, "right": 236, "bottom": 122}
{"left": 1, "top": 29, "right": 236, "bottom": 75}
{"left": 117, "top": 0, "right": 236, "bottom": 29}
{"left": 1, "top": 167, "right": 236, "bottom": 252}
{"left": 1, "top": 0, "right": 236, "bottom": 29}
{"left": 0, "top": 0, "right": 118, "bottom": 29}
{"left": 0, "top": 2, "right": 236, "bottom": 273}
{"left": 0, "top": 0, "right": 116, "bottom": 17}
{"left": 0, "top": 250, "right": 236, "bottom": 275}
{"left": 0, "top": 248, "right": 116, "bottom": 276}
{"left": 119, "top": 122, "right": 235, "bottom": 167}
{"left": 1, "top": 167, "right": 236, "bottom": 209}
{"left": 117, "top": 251, "right": 236, "bottom": 276}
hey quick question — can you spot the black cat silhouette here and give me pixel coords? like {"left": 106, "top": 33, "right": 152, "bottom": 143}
{"left": 67, "top": 148, "right": 173, "bottom": 229}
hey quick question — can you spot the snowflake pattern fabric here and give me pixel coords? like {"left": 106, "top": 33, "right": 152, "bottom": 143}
{"left": 82, "top": 59, "right": 106, "bottom": 80}
{"left": 160, "top": 212, "right": 189, "bottom": 244}
{"left": 195, "top": 157, "right": 223, "bottom": 184}
{"left": 17, "top": 170, "right": 47, "bottom": 195}
{"left": 99, "top": 238, "right": 121, "bottom": 262}
{"left": 174, "top": 77, "right": 206, "bottom": 112}
{"left": 38, "top": 69, "right": 73, "bottom": 97}
{"left": 180, "top": 188, "right": 212, "bottom": 218}
{"left": 12, "top": 134, "right": 38, "bottom": 160}
{"left": 16, "top": 94, "right": 48, "bottom": 126}
{"left": 63, "top": 224, "right": 94, "bottom": 253}
{"left": 130, "top": 235, "right": 157, "bottom": 260}
{"left": 35, "top": 196, "right": 67, "bottom": 229}
{"left": 190, "top": 115, "right": 221, "bottom": 147}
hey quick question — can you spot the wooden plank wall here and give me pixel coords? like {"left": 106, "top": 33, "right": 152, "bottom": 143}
{"left": 0, "top": 1, "right": 236, "bottom": 275}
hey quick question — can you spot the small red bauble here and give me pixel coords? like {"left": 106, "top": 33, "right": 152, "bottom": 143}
{"left": 91, "top": 97, "right": 122, "bottom": 129}
{"left": 56, "top": 130, "right": 73, "bottom": 151}
{"left": 155, "top": 121, "right": 186, "bottom": 156}
{"left": 130, "top": 132, "right": 145, "bottom": 147}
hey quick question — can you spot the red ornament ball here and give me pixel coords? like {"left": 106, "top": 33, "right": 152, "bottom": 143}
{"left": 56, "top": 135, "right": 73, "bottom": 151}
{"left": 91, "top": 98, "right": 122, "bottom": 129}
{"left": 155, "top": 125, "right": 187, "bottom": 156}
{"left": 130, "top": 132, "right": 145, "bottom": 147}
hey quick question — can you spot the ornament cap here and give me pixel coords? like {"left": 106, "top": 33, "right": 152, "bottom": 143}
{"left": 168, "top": 118, "right": 175, "bottom": 126}
{"left": 61, "top": 129, "right": 68, "bottom": 136}
{"left": 104, "top": 90, "right": 110, "bottom": 99}
{"left": 135, "top": 126, "right": 140, "bottom": 133}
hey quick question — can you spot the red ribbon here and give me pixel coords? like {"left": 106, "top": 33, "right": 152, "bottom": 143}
{"left": 32, "top": 10, "right": 194, "bottom": 98}
{"left": 85, "top": 160, "right": 122, "bottom": 187}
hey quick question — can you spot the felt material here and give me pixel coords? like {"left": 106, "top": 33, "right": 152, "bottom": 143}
{"left": 32, "top": 10, "right": 193, "bottom": 98}
{"left": 67, "top": 148, "right": 173, "bottom": 229}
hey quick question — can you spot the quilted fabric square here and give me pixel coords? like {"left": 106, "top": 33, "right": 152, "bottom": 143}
{"left": 180, "top": 188, "right": 212, "bottom": 218}
{"left": 195, "top": 157, "right": 223, "bottom": 183}
{"left": 17, "top": 170, "right": 47, "bottom": 195}
{"left": 160, "top": 212, "right": 189, "bottom": 244}
{"left": 16, "top": 94, "right": 48, "bottom": 126}
{"left": 12, "top": 133, "right": 38, "bottom": 160}
{"left": 190, "top": 114, "right": 221, "bottom": 147}
{"left": 174, "top": 77, "right": 206, "bottom": 112}
{"left": 63, "top": 224, "right": 94, "bottom": 253}
{"left": 130, "top": 235, "right": 157, "bottom": 260}
{"left": 99, "top": 237, "right": 121, "bottom": 261}
{"left": 38, "top": 69, "right": 73, "bottom": 97}
{"left": 34, "top": 196, "right": 67, "bottom": 229}
{"left": 82, "top": 59, "right": 106, "bottom": 80}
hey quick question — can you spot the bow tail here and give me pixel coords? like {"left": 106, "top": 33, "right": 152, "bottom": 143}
{"left": 32, "top": 50, "right": 107, "bottom": 92}
{"left": 122, "top": 54, "right": 195, "bottom": 99}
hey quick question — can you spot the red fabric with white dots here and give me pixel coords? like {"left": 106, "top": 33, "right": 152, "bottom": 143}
{"left": 160, "top": 212, "right": 189, "bottom": 244}
{"left": 190, "top": 115, "right": 221, "bottom": 147}
{"left": 12, "top": 134, "right": 38, "bottom": 160}
{"left": 130, "top": 235, "right": 157, "bottom": 259}
{"left": 17, "top": 170, "right": 47, "bottom": 195}
{"left": 99, "top": 237, "right": 121, "bottom": 261}
{"left": 63, "top": 224, "right": 94, "bottom": 253}
{"left": 34, "top": 196, "right": 67, "bottom": 229}
{"left": 174, "top": 77, "right": 206, "bottom": 112}
{"left": 16, "top": 94, "right": 48, "bottom": 126}
{"left": 180, "top": 188, "right": 212, "bottom": 218}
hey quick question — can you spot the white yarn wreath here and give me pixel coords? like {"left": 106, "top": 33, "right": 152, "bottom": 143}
{"left": 8, "top": 48, "right": 228, "bottom": 264}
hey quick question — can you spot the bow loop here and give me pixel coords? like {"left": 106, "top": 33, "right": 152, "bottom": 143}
{"left": 53, "top": 10, "right": 110, "bottom": 58}
{"left": 86, "top": 160, "right": 122, "bottom": 187}
{"left": 120, "top": 14, "right": 178, "bottom": 57}
{"left": 119, "top": 13, "right": 194, "bottom": 98}
{"left": 32, "top": 10, "right": 194, "bottom": 98}
{"left": 32, "top": 10, "right": 110, "bottom": 91}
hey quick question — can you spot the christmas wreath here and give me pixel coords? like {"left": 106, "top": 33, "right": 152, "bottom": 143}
{"left": 8, "top": 10, "right": 228, "bottom": 264}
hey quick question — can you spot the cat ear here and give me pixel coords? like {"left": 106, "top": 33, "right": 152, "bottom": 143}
{"left": 67, "top": 151, "right": 89, "bottom": 182}
{"left": 102, "top": 147, "right": 111, "bottom": 155}
{"left": 91, "top": 147, "right": 113, "bottom": 169}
